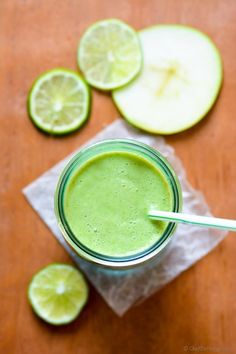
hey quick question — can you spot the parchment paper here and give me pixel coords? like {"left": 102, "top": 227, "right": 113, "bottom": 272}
{"left": 23, "top": 119, "right": 227, "bottom": 316}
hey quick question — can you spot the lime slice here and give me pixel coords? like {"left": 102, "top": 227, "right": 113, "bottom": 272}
{"left": 78, "top": 19, "right": 142, "bottom": 90}
{"left": 112, "top": 25, "right": 223, "bottom": 134}
{"left": 28, "top": 68, "right": 90, "bottom": 135}
{"left": 28, "top": 264, "right": 89, "bottom": 325}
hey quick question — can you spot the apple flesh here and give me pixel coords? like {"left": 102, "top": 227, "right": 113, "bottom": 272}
{"left": 112, "top": 25, "right": 223, "bottom": 134}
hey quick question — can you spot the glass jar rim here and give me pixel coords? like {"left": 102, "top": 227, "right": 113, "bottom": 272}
{"left": 54, "top": 139, "right": 182, "bottom": 268}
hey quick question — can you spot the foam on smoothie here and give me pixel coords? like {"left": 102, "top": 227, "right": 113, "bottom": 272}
{"left": 63, "top": 151, "right": 173, "bottom": 258}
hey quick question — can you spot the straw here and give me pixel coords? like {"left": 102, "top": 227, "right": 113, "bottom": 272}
{"left": 148, "top": 210, "right": 236, "bottom": 232}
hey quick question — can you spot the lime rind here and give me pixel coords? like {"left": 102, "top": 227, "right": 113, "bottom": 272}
{"left": 28, "top": 263, "right": 89, "bottom": 325}
{"left": 112, "top": 24, "right": 223, "bottom": 135}
{"left": 78, "top": 18, "right": 142, "bottom": 90}
{"left": 28, "top": 68, "right": 91, "bottom": 135}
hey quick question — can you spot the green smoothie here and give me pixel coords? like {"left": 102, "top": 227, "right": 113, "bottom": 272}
{"left": 63, "top": 150, "right": 174, "bottom": 258}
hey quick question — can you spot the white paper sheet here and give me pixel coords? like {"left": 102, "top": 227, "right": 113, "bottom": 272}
{"left": 23, "top": 120, "right": 227, "bottom": 316}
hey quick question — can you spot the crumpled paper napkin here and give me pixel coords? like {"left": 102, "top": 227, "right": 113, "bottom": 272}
{"left": 23, "top": 119, "right": 227, "bottom": 316}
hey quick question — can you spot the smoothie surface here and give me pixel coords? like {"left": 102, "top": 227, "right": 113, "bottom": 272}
{"left": 63, "top": 151, "right": 173, "bottom": 257}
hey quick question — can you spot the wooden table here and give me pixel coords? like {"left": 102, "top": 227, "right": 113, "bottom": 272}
{"left": 1, "top": 1, "right": 236, "bottom": 353}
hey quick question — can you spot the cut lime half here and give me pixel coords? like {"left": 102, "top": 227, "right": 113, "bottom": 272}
{"left": 113, "top": 25, "right": 223, "bottom": 134}
{"left": 28, "top": 68, "right": 90, "bottom": 135}
{"left": 78, "top": 19, "right": 142, "bottom": 90}
{"left": 28, "top": 264, "right": 89, "bottom": 325}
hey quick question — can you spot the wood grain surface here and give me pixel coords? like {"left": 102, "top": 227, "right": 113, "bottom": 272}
{"left": 1, "top": 1, "right": 236, "bottom": 353}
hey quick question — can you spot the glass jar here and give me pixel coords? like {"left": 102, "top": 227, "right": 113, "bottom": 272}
{"left": 55, "top": 139, "right": 182, "bottom": 270}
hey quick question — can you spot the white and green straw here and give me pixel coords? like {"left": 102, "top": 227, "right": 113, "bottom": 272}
{"left": 148, "top": 210, "right": 236, "bottom": 232}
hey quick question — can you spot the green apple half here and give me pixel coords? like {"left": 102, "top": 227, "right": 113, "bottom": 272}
{"left": 112, "top": 25, "right": 223, "bottom": 134}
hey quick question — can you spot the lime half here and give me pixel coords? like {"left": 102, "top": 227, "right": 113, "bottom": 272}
{"left": 28, "top": 264, "right": 89, "bottom": 325}
{"left": 78, "top": 19, "right": 142, "bottom": 90}
{"left": 28, "top": 68, "right": 90, "bottom": 135}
